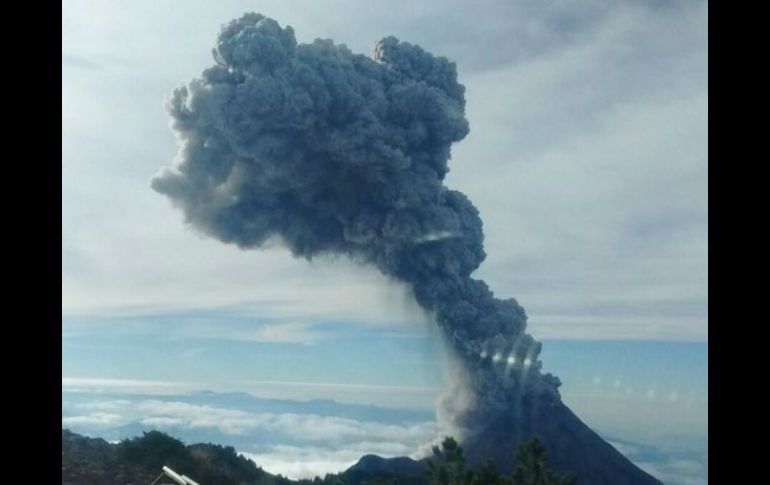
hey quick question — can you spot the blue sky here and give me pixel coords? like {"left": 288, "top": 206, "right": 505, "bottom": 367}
{"left": 62, "top": 0, "right": 707, "bottom": 481}
{"left": 62, "top": 316, "right": 707, "bottom": 446}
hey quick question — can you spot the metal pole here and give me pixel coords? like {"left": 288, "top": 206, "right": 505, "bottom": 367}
{"left": 149, "top": 471, "right": 166, "bottom": 485}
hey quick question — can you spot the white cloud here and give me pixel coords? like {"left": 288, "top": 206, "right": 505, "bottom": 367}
{"left": 62, "top": 413, "right": 124, "bottom": 427}
{"left": 243, "top": 322, "right": 323, "bottom": 344}
{"left": 75, "top": 400, "right": 133, "bottom": 412}
{"left": 62, "top": 377, "right": 196, "bottom": 395}
{"left": 636, "top": 457, "right": 708, "bottom": 485}
{"left": 175, "top": 319, "right": 330, "bottom": 345}
{"left": 244, "top": 380, "right": 439, "bottom": 394}
{"left": 135, "top": 400, "right": 259, "bottom": 435}
{"left": 129, "top": 399, "right": 437, "bottom": 444}
{"left": 242, "top": 446, "right": 360, "bottom": 480}
{"left": 63, "top": 395, "right": 436, "bottom": 446}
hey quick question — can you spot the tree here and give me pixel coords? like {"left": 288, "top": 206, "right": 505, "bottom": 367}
{"left": 428, "top": 435, "right": 575, "bottom": 485}
{"left": 426, "top": 437, "right": 473, "bottom": 485}
{"left": 362, "top": 478, "right": 399, "bottom": 485}
{"left": 510, "top": 436, "right": 576, "bottom": 485}
{"left": 116, "top": 430, "right": 192, "bottom": 471}
{"left": 470, "top": 459, "right": 506, "bottom": 485}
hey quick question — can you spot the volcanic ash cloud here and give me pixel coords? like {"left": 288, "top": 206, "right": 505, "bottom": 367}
{"left": 152, "top": 13, "right": 562, "bottom": 440}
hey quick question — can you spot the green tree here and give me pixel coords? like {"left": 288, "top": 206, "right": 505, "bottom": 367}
{"left": 425, "top": 435, "right": 577, "bottom": 485}
{"left": 426, "top": 437, "right": 472, "bottom": 485}
{"left": 510, "top": 436, "right": 576, "bottom": 485}
{"left": 362, "top": 477, "right": 400, "bottom": 485}
{"left": 470, "top": 459, "right": 506, "bottom": 485}
{"left": 116, "top": 430, "right": 192, "bottom": 472}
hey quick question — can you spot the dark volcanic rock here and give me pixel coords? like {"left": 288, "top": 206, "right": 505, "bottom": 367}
{"left": 461, "top": 395, "right": 663, "bottom": 485}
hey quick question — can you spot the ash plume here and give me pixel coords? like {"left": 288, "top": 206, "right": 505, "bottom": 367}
{"left": 152, "top": 13, "right": 562, "bottom": 439}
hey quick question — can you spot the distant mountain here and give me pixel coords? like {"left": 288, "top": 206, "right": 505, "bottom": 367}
{"left": 344, "top": 455, "right": 425, "bottom": 484}
{"left": 182, "top": 391, "right": 433, "bottom": 424}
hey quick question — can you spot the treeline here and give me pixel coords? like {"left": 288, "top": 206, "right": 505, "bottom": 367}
{"left": 420, "top": 436, "right": 576, "bottom": 485}
{"left": 62, "top": 429, "right": 576, "bottom": 485}
{"left": 116, "top": 430, "right": 279, "bottom": 485}
{"left": 63, "top": 429, "right": 292, "bottom": 485}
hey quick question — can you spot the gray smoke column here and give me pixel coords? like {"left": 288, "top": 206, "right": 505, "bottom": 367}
{"left": 152, "top": 13, "right": 562, "bottom": 438}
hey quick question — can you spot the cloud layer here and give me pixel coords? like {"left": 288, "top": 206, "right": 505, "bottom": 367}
{"left": 62, "top": 392, "right": 436, "bottom": 479}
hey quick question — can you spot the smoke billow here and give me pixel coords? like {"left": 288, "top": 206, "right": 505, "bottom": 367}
{"left": 153, "top": 13, "right": 562, "bottom": 439}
